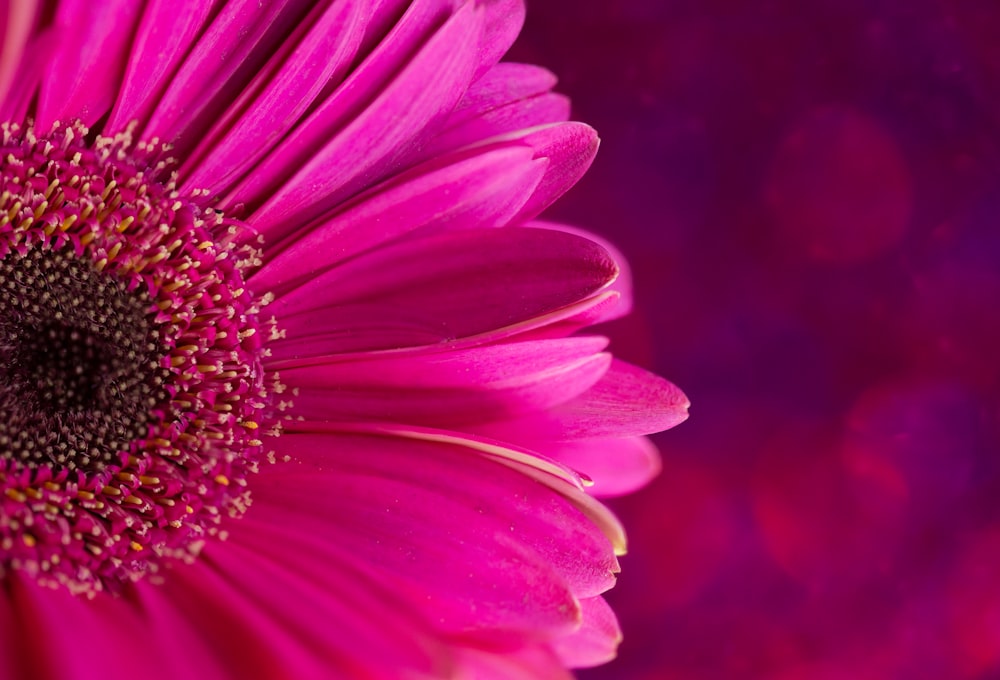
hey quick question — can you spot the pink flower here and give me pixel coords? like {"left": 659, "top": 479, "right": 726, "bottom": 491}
{"left": 0, "top": 1, "right": 688, "bottom": 678}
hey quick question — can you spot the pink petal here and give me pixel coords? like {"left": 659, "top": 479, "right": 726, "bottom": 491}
{"left": 530, "top": 220, "right": 635, "bottom": 322}
{"left": 187, "top": 538, "right": 448, "bottom": 678}
{"left": 538, "top": 436, "right": 663, "bottom": 498}
{"left": 5, "top": 573, "right": 219, "bottom": 680}
{"left": 471, "top": 439, "right": 630, "bottom": 556}
{"left": 552, "top": 596, "right": 623, "bottom": 668}
{"left": 267, "top": 226, "right": 618, "bottom": 353}
{"left": 251, "top": 144, "right": 545, "bottom": 293}
{"left": 454, "top": 646, "right": 574, "bottom": 680}
{"left": 256, "top": 431, "right": 620, "bottom": 630}
{"left": 142, "top": 0, "right": 308, "bottom": 149}
{"left": 130, "top": 582, "right": 245, "bottom": 680}
{"left": 0, "top": 0, "right": 38, "bottom": 106}
{"left": 331, "top": 422, "right": 632, "bottom": 557}
{"left": 513, "top": 122, "right": 601, "bottom": 223}
{"left": 447, "top": 63, "right": 560, "bottom": 125}
{"left": 278, "top": 337, "right": 611, "bottom": 427}
{"left": 269, "top": 290, "right": 626, "bottom": 360}
{"left": 177, "top": 0, "right": 368, "bottom": 195}
{"left": 0, "top": 24, "right": 50, "bottom": 122}
{"left": 228, "top": 1, "right": 483, "bottom": 238}
{"left": 427, "top": 92, "right": 572, "bottom": 158}
{"left": 414, "top": 122, "right": 600, "bottom": 227}
{"left": 512, "top": 291, "right": 632, "bottom": 342}
{"left": 105, "top": 0, "right": 217, "bottom": 133}
{"left": 472, "top": 0, "right": 526, "bottom": 80}
{"left": 471, "top": 359, "right": 690, "bottom": 442}
{"left": 423, "top": 64, "right": 572, "bottom": 159}
{"left": 275, "top": 421, "right": 627, "bottom": 559}
{"left": 329, "top": 422, "right": 590, "bottom": 490}
{"left": 35, "top": 0, "right": 143, "bottom": 130}
{"left": 447, "top": 289, "right": 627, "bottom": 348}
{"left": 0, "top": 586, "right": 22, "bottom": 680}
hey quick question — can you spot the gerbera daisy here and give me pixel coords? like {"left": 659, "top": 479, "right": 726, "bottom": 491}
{"left": 0, "top": 1, "right": 689, "bottom": 678}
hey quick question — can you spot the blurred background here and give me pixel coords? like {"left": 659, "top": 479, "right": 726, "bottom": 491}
{"left": 512, "top": 2, "right": 1000, "bottom": 678}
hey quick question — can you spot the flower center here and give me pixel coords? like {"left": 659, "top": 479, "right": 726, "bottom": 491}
{"left": 0, "top": 122, "right": 275, "bottom": 595}
{"left": 0, "top": 247, "right": 166, "bottom": 471}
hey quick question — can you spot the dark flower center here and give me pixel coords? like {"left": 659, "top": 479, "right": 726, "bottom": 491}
{"left": 0, "top": 121, "right": 276, "bottom": 595}
{"left": 0, "top": 247, "right": 167, "bottom": 472}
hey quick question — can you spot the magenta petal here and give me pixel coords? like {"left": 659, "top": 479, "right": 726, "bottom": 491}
{"left": 472, "top": 0, "right": 526, "bottom": 80}
{"left": 6, "top": 573, "right": 218, "bottom": 680}
{"left": 472, "top": 359, "right": 690, "bottom": 442}
{"left": 193, "top": 538, "right": 447, "bottom": 678}
{"left": 142, "top": 0, "right": 307, "bottom": 148}
{"left": 278, "top": 335, "right": 609, "bottom": 381}
{"left": 454, "top": 646, "right": 574, "bottom": 680}
{"left": 336, "top": 422, "right": 631, "bottom": 555}
{"left": 449, "top": 63, "right": 561, "bottom": 126}
{"left": 250, "top": 144, "right": 545, "bottom": 293}
{"left": 552, "top": 596, "right": 623, "bottom": 668}
{"left": 269, "top": 290, "right": 627, "bottom": 360}
{"left": 178, "top": 0, "right": 368, "bottom": 195}
{"left": 232, "top": 2, "right": 484, "bottom": 239}
{"left": 529, "top": 220, "right": 635, "bottom": 322}
{"left": 428, "top": 92, "right": 572, "bottom": 158}
{"left": 157, "top": 550, "right": 421, "bottom": 679}
{"left": 105, "top": 0, "right": 217, "bottom": 133}
{"left": 222, "top": 0, "right": 461, "bottom": 216}
{"left": 0, "top": 0, "right": 37, "bottom": 106}
{"left": 257, "top": 431, "right": 619, "bottom": 628}
{"left": 268, "top": 227, "right": 618, "bottom": 352}
{"left": 0, "top": 587, "right": 21, "bottom": 680}
{"left": 279, "top": 337, "right": 611, "bottom": 427}
{"left": 514, "top": 122, "right": 601, "bottom": 222}
{"left": 0, "top": 27, "right": 49, "bottom": 122}
{"left": 422, "top": 122, "right": 598, "bottom": 224}
{"left": 422, "top": 63, "right": 573, "bottom": 160}
{"left": 130, "top": 583, "right": 244, "bottom": 680}
{"left": 539, "top": 436, "right": 663, "bottom": 498}
{"left": 35, "top": 0, "right": 143, "bottom": 130}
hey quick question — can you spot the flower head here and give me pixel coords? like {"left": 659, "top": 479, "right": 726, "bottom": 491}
{"left": 0, "top": 1, "right": 688, "bottom": 677}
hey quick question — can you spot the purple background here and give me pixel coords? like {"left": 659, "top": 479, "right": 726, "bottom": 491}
{"left": 511, "top": 2, "right": 1000, "bottom": 678}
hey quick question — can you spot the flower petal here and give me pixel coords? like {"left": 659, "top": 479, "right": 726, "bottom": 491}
{"left": 513, "top": 122, "right": 600, "bottom": 222}
{"left": 256, "top": 431, "right": 620, "bottom": 630}
{"left": 5, "top": 573, "right": 224, "bottom": 680}
{"left": 448, "top": 63, "right": 560, "bottom": 126}
{"left": 268, "top": 226, "right": 618, "bottom": 353}
{"left": 473, "top": 0, "right": 526, "bottom": 81}
{"left": 251, "top": 143, "right": 545, "bottom": 293}
{"left": 423, "top": 63, "right": 572, "bottom": 159}
{"left": 105, "top": 0, "right": 217, "bottom": 133}
{"left": 472, "top": 359, "right": 690, "bottom": 441}
{"left": 279, "top": 337, "right": 611, "bottom": 427}
{"left": 0, "top": 585, "right": 22, "bottom": 680}
{"left": 454, "top": 646, "right": 574, "bottom": 680}
{"left": 538, "top": 436, "right": 663, "bottom": 498}
{"left": 230, "top": 1, "right": 484, "bottom": 238}
{"left": 0, "top": 0, "right": 38, "bottom": 106}
{"left": 429, "top": 92, "right": 572, "bottom": 158}
{"left": 552, "top": 596, "right": 622, "bottom": 668}
{"left": 35, "top": 0, "right": 143, "bottom": 130}
{"left": 142, "top": 0, "right": 309, "bottom": 149}
{"left": 181, "top": 538, "right": 449, "bottom": 678}
{"left": 177, "top": 0, "right": 369, "bottom": 195}
{"left": 530, "top": 220, "right": 635, "bottom": 321}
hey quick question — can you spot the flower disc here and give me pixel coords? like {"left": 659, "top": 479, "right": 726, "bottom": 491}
{"left": 0, "top": 122, "right": 272, "bottom": 595}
